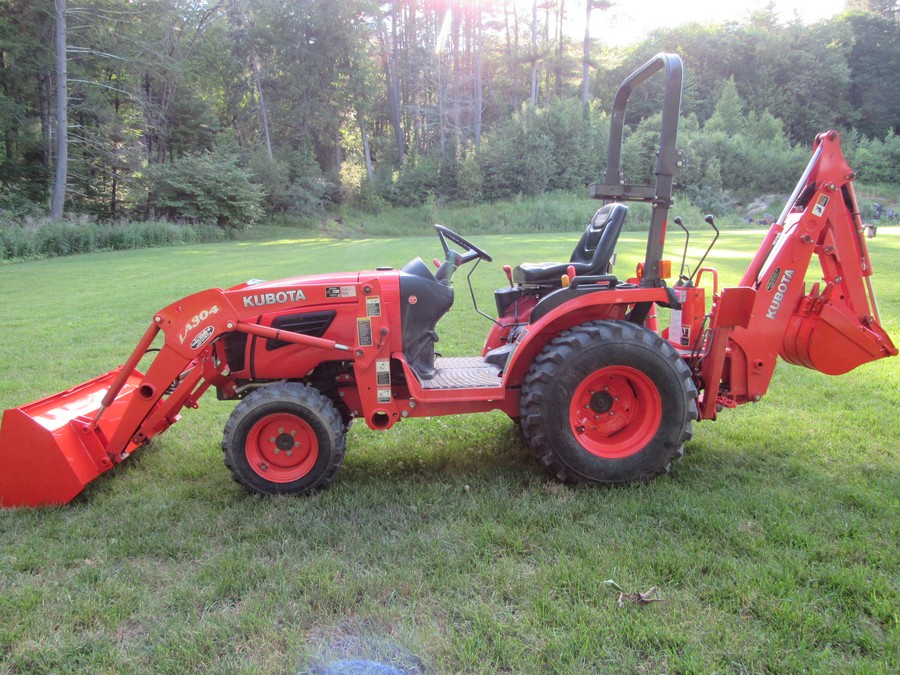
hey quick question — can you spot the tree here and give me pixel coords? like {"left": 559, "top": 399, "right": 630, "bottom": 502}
{"left": 846, "top": 0, "right": 899, "bottom": 20}
{"left": 705, "top": 78, "right": 744, "bottom": 136}
{"left": 473, "top": 1, "right": 484, "bottom": 147}
{"left": 50, "top": 0, "right": 67, "bottom": 220}
{"left": 2, "top": 0, "right": 898, "bottom": 220}
{"left": 379, "top": 3, "right": 405, "bottom": 164}
{"left": 529, "top": 0, "right": 538, "bottom": 107}
{"left": 837, "top": 10, "right": 900, "bottom": 137}
{"left": 230, "top": 1, "right": 273, "bottom": 160}
{"left": 0, "top": 0, "right": 54, "bottom": 209}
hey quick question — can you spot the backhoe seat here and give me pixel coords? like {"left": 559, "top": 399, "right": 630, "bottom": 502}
{"left": 512, "top": 203, "right": 628, "bottom": 285}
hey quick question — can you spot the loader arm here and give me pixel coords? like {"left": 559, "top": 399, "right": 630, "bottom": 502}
{"left": 698, "top": 131, "right": 896, "bottom": 418}
{"left": 0, "top": 288, "right": 350, "bottom": 507}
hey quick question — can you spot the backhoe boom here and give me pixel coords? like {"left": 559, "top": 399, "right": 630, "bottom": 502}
{"left": 698, "top": 131, "right": 896, "bottom": 418}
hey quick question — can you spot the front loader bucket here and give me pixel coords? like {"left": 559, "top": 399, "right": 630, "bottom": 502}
{"left": 0, "top": 368, "right": 145, "bottom": 508}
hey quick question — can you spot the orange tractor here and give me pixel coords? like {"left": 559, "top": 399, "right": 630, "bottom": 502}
{"left": 0, "top": 54, "right": 895, "bottom": 507}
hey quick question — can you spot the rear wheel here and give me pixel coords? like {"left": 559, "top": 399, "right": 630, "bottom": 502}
{"left": 223, "top": 382, "right": 345, "bottom": 496}
{"left": 521, "top": 320, "right": 697, "bottom": 484}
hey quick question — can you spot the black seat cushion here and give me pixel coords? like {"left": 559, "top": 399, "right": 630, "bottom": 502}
{"left": 512, "top": 203, "right": 629, "bottom": 285}
{"left": 512, "top": 260, "right": 596, "bottom": 284}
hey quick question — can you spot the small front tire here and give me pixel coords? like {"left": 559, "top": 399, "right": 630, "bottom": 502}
{"left": 222, "top": 382, "right": 346, "bottom": 496}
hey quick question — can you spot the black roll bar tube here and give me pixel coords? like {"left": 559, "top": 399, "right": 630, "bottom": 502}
{"left": 591, "top": 52, "right": 684, "bottom": 287}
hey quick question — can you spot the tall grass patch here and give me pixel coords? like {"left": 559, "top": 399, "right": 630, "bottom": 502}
{"left": 336, "top": 191, "right": 772, "bottom": 239}
{"left": 0, "top": 219, "right": 227, "bottom": 262}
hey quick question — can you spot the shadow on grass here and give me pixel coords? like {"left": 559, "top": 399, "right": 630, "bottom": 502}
{"left": 48, "top": 402, "right": 898, "bottom": 522}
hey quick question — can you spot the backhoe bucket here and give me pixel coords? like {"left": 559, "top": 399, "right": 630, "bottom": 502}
{"left": 0, "top": 368, "right": 144, "bottom": 508}
{"left": 783, "top": 303, "right": 897, "bottom": 375}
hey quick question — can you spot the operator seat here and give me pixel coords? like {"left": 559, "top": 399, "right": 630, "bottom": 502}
{"left": 512, "top": 203, "right": 628, "bottom": 285}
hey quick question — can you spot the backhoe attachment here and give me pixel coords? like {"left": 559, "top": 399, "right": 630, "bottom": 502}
{"left": 698, "top": 131, "right": 896, "bottom": 419}
{"left": 754, "top": 131, "right": 896, "bottom": 375}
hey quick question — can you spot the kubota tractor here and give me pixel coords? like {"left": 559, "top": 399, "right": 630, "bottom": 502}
{"left": 0, "top": 54, "right": 895, "bottom": 507}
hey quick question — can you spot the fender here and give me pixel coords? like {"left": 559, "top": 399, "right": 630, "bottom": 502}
{"left": 502, "top": 285, "right": 672, "bottom": 386}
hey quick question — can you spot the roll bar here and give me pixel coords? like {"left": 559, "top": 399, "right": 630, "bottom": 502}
{"left": 589, "top": 52, "right": 684, "bottom": 286}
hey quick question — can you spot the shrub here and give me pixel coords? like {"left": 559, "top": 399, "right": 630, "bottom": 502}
{"left": 848, "top": 131, "right": 900, "bottom": 184}
{"left": 455, "top": 154, "right": 483, "bottom": 204}
{"left": 0, "top": 186, "right": 45, "bottom": 219}
{"left": 145, "top": 146, "right": 263, "bottom": 229}
{"left": 0, "top": 221, "right": 35, "bottom": 260}
{"left": 669, "top": 85, "right": 809, "bottom": 210}
{"left": 249, "top": 146, "right": 331, "bottom": 218}
{"left": 378, "top": 154, "right": 441, "bottom": 208}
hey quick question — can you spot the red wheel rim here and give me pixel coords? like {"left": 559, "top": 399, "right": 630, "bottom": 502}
{"left": 569, "top": 366, "right": 662, "bottom": 459}
{"left": 245, "top": 413, "right": 319, "bottom": 483}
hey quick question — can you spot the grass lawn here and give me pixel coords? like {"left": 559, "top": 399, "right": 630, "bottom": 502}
{"left": 0, "top": 227, "right": 897, "bottom": 672}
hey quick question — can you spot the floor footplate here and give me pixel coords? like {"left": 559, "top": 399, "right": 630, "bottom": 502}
{"left": 420, "top": 357, "right": 502, "bottom": 390}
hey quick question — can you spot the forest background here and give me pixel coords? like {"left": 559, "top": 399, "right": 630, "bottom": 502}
{"left": 0, "top": 0, "right": 898, "bottom": 258}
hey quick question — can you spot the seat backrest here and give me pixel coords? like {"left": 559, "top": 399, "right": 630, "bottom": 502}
{"left": 569, "top": 203, "right": 629, "bottom": 273}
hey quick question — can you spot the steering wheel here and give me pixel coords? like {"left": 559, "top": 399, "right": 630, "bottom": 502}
{"left": 434, "top": 224, "right": 493, "bottom": 264}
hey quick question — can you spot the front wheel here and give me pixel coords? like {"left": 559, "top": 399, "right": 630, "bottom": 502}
{"left": 222, "top": 382, "right": 346, "bottom": 496}
{"left": 520, "top": 321, "right": 697, "bottom": 485}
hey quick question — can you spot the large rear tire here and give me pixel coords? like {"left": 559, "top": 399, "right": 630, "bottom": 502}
{"left": 222, "top": 382, "right": 345, "bottom": 496}
{"left": 521, "top": 321, "right": 697, "bottom": 485}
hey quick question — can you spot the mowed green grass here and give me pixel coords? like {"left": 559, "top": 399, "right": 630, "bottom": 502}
{"left": 0, "top": 227, "right": 897, "bottom": 673}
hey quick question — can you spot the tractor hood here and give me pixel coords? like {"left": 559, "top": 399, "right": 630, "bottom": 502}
{"left": 227, "top": 271, "right": 363, "bottom": 294}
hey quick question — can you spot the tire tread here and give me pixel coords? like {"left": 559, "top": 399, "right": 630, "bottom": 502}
{"left": 222, "top": 382, "right": 345, "bottom": 496}
{"left": 521, "top": 320, "right": 697, "bottom": 485}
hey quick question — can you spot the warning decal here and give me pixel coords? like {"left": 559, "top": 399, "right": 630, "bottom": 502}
{"left": 812, "top": 194, "right": 829, "bottom": 217}
{"left": 357, "top": 318, "right": 373, "bottom": 346}
{"left": 326, "top": 286, "right": 357, "bottom": 298}
{"left": 376, "top": 359, "right": 391, "bottom": 386}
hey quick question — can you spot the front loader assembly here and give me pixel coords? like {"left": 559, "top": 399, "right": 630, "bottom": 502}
{"left": 0, "top": 288, "right": 350, "bottom": 508}
{"left": 0, "top": 290, "right": 235, "bottom": 508}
